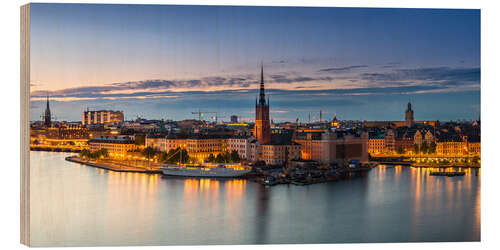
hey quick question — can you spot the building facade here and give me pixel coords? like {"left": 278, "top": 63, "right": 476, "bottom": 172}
{"left": 405, "top": 102, "right": 414, "bottom": 128}
{"left": 260, "top": 143, "right": 301, "bottom": 165}
{"left": 227, "top": 136, "right": 253, "bottom": 160}
{"left": 82, "top": 110, "right": 124, "bottom": 126}
{"left": 88, "top": 136, "right": 135, "bottom": 156}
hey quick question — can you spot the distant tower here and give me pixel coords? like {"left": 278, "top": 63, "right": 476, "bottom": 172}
{"left": 254, "top": 64, "right": 271, "bottom": 144}
{"left": 405, "top": 101, "right": 414, "bottom": 127}
{"left": 43, "top": 95, "right": 52, "bottom": 127}
{"left": 331, "top": 113, "right": 339, "bottom": 128}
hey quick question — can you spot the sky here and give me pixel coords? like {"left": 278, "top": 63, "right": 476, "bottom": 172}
{"left": 29, "top": 3, "right": 480, "bottom": 122}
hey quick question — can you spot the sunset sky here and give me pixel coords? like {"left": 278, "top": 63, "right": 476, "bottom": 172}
{"left": 29, "top": 3, "right": 480, "bottom": 122}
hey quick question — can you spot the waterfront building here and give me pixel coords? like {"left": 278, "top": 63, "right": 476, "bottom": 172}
{"left": 254, "top": 65, "right": 271, "bottom": 144}
{"left": 435, "top": 133, "right": 466, "bottom": 156}
{"left": 248, "top": 138, "right": 261, "bottom": 162}
{"left": 88, "top": 136, "right": 135, "bottom": 156}
{"left": 368, "top": 133, "right": 386, "bottom": 155}
{"left": 385, "top": 129, "right": 396, "bottom": 152}
{"left": 82, "top": 110, "right": 124, "bottom": 126}
{"left": 260, "top": 143, "right": 301, "bottom": 165}
{"left": 186, "top": 135, "right": 226, "bottom": 163}
{"left": 293, "top": 129, "right": 369, "bottom": 166}
{"left": 227, "top": 136, "right": 254, "bottom": 160}
{"left": 294, "top": 132, "right": 323, "bottom": 161}
{"left": 165, "top": 137, "right": 187, "bottom": 152}
{"left": 43, "top": 96, "right": 52, "bottom": 128}
{"left": 319, "top": 130, "right": 369, "bottom": 166}
{"left": 467, "top": 135, "right": 481, "bottom": 156}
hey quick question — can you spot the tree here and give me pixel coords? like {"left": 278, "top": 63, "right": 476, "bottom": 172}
{"left": 230, "top": 150, "right": 241, "bottom": 163}
{"left": 215, "top": 153, "right": 225, "bottom": 163}
{"left": 134, "top": 134, "right": 146, "bottom": 146}
{"left": 142, "top": 147, "right": 156, "bottom": 161}
{"left": 429, "top": 141, "right": 437, "bottom": 154}
{"left": 99, "top": 148, "right": 109, "bottom": 158}
{"left": 207, "top": 153, "right": 215, "bottom": 163}
{"left": 396, "top": 146, "right": 404, "bottom": 155}
{"left": 420, "top": 142, "right": 429, "bottom": 155}
{"left": 413, "top": 144, "right": 420, "bottom": 154}
{"left": 79, "top": 149, "right": 90, "bottom": 159}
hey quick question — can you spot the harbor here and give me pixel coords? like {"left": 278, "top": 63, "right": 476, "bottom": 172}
{"left": 66, "top": 154, "right": 376, "bottom": 186}
{"left": 31, "top": 151, "right": 481, "bottom": 246}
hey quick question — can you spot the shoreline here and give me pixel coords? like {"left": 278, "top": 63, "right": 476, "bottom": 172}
{"left": 65, "top": 156, "right": 162, "bottom": 174}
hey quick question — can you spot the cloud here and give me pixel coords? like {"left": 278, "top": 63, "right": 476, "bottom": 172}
{"left": 30, "top": 66, "right": 480, "bottom": 104}
{"left": 318, "top": 65, "right": 368, "bottom": 73}
{"left": 361, "top": 67, "right": 479, "bottom": 83}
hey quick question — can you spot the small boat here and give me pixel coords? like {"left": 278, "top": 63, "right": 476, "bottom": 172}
{"left": 290, "top": 181, "right": 309, "bottom": 186}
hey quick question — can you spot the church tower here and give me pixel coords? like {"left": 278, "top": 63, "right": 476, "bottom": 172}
{"left": 255, "top": 64, "right": 271, "bottom": 144}
{"left": 405, "top": 101, "right": 414, "bottom": 127}
{"left": 44, "top": 95, "right": 52, "bottom": 128}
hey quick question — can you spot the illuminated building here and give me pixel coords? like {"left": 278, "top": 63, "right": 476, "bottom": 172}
{"left": 331, "top": 115, "right": 339, "bottom": 128}
{"left": 294, "top": 132, "right": 322, "bottom": 161}
{"left": 368, "top": 133, "right": 386, "bottom": 155}
{"left": 186, "top": 136, "right": 226, "bottom": 162}
{"left": 413, "top": 130, "right": 434, "bottom": 146}
{"left": 82, "top": 110, "right": 124, "bottom": 125}
{"left": 254, "top": 64, "right": 271, "bottom": 144}
{"left": 165, "top": 138, "right": 187, "bottom": 152}
{"left": 467, "top": 135, "right": 481, "bottom": 156}
{"left": 145, "top": 134, "right": 167, "bottom": 151}
{"left": 88, "top": 136, "right": 135, "bottom": 156}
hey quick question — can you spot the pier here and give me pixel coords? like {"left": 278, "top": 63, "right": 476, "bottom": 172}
{"left": 65, "top": 156, "right": 162, "bottom": 174}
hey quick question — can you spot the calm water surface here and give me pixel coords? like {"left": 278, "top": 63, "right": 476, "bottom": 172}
{"left": 30, "top": 151, "right": 480, "bottom": 246}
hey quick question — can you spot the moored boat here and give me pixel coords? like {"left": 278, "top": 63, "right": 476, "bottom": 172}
{"left": 161, "top": 162, "right": 252, "bottom": 177}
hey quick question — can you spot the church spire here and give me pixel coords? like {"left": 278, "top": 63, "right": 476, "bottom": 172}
{"left": 259, "top": 62, "right": 266, "bottom": 106}
{"left": 44, "top": 95, "right": 52, "bottom": 127}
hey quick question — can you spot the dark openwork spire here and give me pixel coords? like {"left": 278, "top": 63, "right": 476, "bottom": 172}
{"left": 259, "top": 62, "right": 266, "bottom": 106}
{"left": 44, "top": 95, "right": 52, "bottom": 127}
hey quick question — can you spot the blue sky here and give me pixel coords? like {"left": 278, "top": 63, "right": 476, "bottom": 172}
{"left": 29, "top": 3, "right": 480, "bottom": 122}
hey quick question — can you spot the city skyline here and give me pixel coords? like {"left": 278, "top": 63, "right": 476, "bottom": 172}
{"left": 29, "top": 4, "right": 480, "bottom": 122}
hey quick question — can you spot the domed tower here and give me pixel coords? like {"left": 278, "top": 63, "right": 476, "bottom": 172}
{"left": 254, "top": 64, "right": 271, "bottom": 144}
{"left": 331, "top": 114, "right": 339, "bottom": 128}
{"left": 43, "top": 95, "right": 52, "bottom": 128}
{"left": 405, "top": 101, "right": 414, "bottom": 127}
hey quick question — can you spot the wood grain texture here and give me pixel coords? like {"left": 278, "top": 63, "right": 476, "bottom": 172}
{"left": 20, "top": 3, "right": 30, "bottom": 247}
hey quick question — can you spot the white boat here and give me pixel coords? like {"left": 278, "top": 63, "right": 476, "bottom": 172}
{"left": 161, "top": 163, "right": 252, "bottom": 177}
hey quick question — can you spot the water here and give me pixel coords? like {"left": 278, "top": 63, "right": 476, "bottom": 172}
{"left": 29, "top": 151, "right": 480, "bottom": 246}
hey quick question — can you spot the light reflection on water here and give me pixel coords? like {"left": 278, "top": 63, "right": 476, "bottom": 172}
{"left": 29, "top": 152, "right": 480, "bottom": 246}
